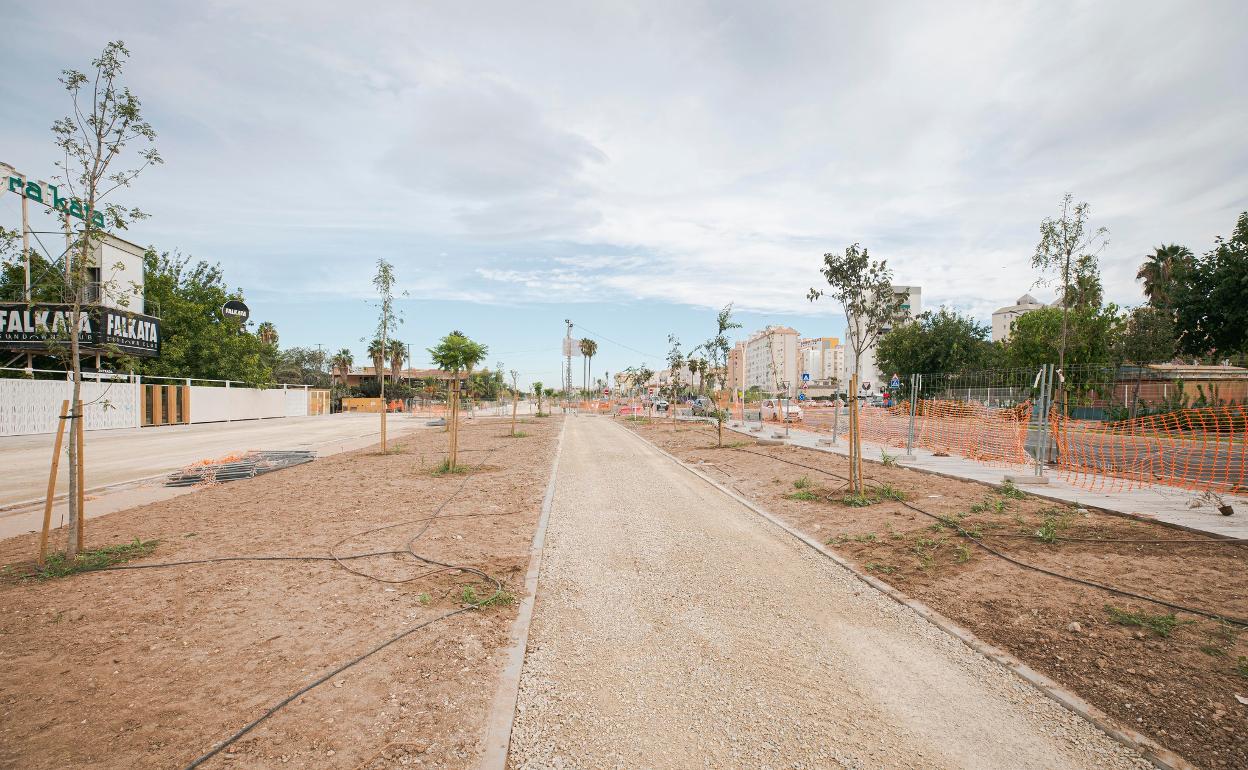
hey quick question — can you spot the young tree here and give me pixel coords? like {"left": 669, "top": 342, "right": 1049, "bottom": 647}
{"left": 1032, "top": 193, "right": 1108, "bottom": 378}
{"left": 509, "top": 369, "right": 520, "bottom": 435}
{"left": 809, "top": 244, "right": 905, "bottom": 492}
{"left": 52, "top": 41, "right": 162, "bottom": 558}
{"left": 703, "top": 304, "right": 741, "bottom": 446}
{"left": 666, "top": 334, "right": 684, "bottom": 428}
{"left": 428, "top": 331, "right": 488, "bottom": 470}
{"left": 371, "top": 258, "right": 400, "bottom": 450}
{"left": 532, "top": 380, "right": 544, "bottom": 415}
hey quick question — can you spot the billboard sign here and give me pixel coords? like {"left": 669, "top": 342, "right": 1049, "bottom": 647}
{"left": 0, "top": 303, "right": 160, "bottom": 358}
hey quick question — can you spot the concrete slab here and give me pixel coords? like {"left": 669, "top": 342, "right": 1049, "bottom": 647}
{"left": 728, "top": 422, "right": 1248, "bottom": 539}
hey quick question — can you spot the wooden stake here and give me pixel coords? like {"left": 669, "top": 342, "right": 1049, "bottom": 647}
{"left": 510, "top": 384, "right": 518, "bottom": 436}
{"left": 38, "top": 400, "right": 70, "bottom": 566}
{"left": 75, "top": 400, "right": 85, "bottom": 553}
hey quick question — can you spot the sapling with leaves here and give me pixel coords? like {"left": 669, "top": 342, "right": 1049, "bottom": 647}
{"left": 42, "top": 41, "right": 163, "bottom": 559}
{"left": 809, "top": 244, "right": 905, "bottom": 492}
{"left": 532, "top": 380, "right": 544, "bottom": 415}
{"left": 704, "top": 303, "right": 742, "bottom": 446}
{"left": 370, "top": 258, "right": 401, "bottom": 450}
{"left": 509, "top": 369, "right": 520, "bottom": 435}
{"left": 667, "top": 335, "right": 684, "bottom": 428}
{"left": 428, "top": 331, "right": 488, "bottom": 470}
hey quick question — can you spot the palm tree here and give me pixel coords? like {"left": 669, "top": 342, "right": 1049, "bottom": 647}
{"left": 257, "top": 321, "right": 278, "bottom": 346}
{"left": 428, "top": 331, "right": 489, "bottom": 469}
{"left": 1137, "top": 244, "right": 1194, "bottom": 310}
{"left": 387, "top": 339, "right": 406, "bottom": 384}
{"left": 579, "top": 338, "right": 597, "bottom": 398}
{"left": 367, "top": 337, "right": 386, "bottom": 386}
{"left": 330, "top": 348, "right": 354, "bottom": 385}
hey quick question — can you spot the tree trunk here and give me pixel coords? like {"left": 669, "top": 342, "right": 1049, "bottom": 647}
{"left": 510, "top": 385, "right": 518, "bottom": 436}
{"left": 448, "top": 379, "right": 460, "bottom": 469}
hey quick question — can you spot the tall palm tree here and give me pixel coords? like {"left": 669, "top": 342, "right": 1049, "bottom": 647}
{"left": 330, "top": 348, "right": 354, "bottom": 385}
{"left": 578, "top": 338, "right": 597, "bottom": 397}
{"left": 367, "top": 337, "right": 386, "bottom": 386}
{"left": 1137, "top": 244, "right": 1193, "bottom": 309}
{"left": 387, "top": 339, "right": 406, "bottom": 384}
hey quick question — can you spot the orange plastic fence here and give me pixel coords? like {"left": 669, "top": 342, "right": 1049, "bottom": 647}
{"left": 1052, "top": 405, "right": 1248, "bottom": 494}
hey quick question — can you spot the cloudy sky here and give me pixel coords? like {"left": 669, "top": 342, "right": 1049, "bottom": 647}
{"left": 2, "top": 1, "right": 1245, "bottom": 386}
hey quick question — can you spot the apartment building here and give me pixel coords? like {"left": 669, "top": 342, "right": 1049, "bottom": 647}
{"left": 798, "top": 337, "right": 844, "bottom": 384}
{"left": 991, "top": 293, "right": 1045, "bottom": 342}
{"left": 726, "top": 341, "right": 746, "bottom": 397}
{"left": 743, "top": 325, "right": 800, "bottom": 396}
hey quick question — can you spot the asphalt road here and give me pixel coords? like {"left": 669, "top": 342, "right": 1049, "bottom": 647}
{"left": 507, "top": 416, "right": 1148, "bottom": 769}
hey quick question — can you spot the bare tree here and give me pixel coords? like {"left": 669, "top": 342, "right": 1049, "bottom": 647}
{"left": 52, "top": 41, "right": 162, "bottom": 558}
{"left": 809, "top": 244, "right": 904, "bottom": 492}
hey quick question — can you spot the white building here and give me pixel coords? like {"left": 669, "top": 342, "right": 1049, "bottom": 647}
{"left": 90, "top": 234, "right": 147, "bottom": 312}
{"left": 744, "top": 325, "right": 800, "bottom": 396}
{"left": 991, "top": 293, "right": 1045, "bottom": 342}
{"left": 847, "top": 285, "right": 920, "bottom": 396}
{"left": 798, "top": 337, "right": 843, "bottom": 384}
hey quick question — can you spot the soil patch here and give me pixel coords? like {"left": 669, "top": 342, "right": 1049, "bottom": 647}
{"left": 0, "top": 417, "right": 562, "bottom": 770}
{"left": 628, "top": 421, "right": 1248, "bottom": 769}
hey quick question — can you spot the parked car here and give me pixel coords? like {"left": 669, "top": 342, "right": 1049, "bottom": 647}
{"left": 653, "top": 399, "right": 669, "bottom": 413}
{"left": 761, "top": 398, "right": 802, "bottom": 422}
{"left": 691, "top": 396, "right": 715, "bottom": 416}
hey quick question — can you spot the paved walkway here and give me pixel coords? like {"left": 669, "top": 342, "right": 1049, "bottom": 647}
{"left": 507, "top": 417, "right": 1147, "bottom": 769}
{"left": 727, "top": 420, "right": 1248, "bottom": 539}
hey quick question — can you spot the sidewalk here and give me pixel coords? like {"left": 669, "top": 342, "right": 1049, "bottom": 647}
{"left": 723, "top": 419, "right": 1248, "bottom": 539}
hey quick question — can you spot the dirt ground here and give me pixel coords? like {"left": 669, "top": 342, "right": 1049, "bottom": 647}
{"left": 0, "top": 415, "right": 562, "bottom": 770}
{"left": 628, "top": 419, "right": 1248, "bottom": 770}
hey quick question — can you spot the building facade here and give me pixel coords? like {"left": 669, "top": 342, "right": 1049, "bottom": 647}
{"left": 798, "top": 337, "right": 843, "bottom": 384}
{"left": 743, "top": 325, "right": 800, "bottom": 396}
{"left": 847, "top": 285, "right": 921, "bottom": 396}
{"left": 991, "top": 293, "right": 1046, "bottom": 342}
{"left": 726, "top": 341, "right": 746, "bottom": 397}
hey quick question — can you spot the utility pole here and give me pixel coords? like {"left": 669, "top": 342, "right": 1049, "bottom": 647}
{"left": 564, "top": 319, "right": 573, "bottom": 410}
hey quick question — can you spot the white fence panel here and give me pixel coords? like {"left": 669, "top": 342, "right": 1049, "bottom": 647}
{"left": 283, "top": 388, "right": 308, "bottom": 418}
{"left": 188, "top": 385, "right": 287, "bottom": 424}
{"left": 0, "top": 378, "right": 139, "bottom": 437}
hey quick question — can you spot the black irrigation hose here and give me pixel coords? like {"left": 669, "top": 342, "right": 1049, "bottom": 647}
{"left": 647, "top": 422, "right": 1248, "bottom": 628}
{"left": 180, "top": 431, "right": 517, "bottom": 769}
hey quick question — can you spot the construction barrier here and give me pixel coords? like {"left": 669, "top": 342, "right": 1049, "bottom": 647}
{"left": 1052, "top": 405, "right": 1248, "bottom": 494}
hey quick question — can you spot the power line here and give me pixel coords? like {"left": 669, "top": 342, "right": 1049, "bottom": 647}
{"left": 572, "top": 323, "right": 663, "bottom": 361}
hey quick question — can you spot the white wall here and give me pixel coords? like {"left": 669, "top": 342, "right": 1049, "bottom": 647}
{"left": 0, "top": 378, "right": 140, "bottom": 436}
{"left": 189, "top": 385, "right": 295, "bottom": 423}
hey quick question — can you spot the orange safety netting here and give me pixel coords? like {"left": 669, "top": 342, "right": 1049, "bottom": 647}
{"left": 1052, "top": 405, "right": 1248, "bottom": 494}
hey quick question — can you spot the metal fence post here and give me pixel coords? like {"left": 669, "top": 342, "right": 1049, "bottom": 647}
{"left": 903, "top": 373, "right": 918, "bottom": 460}
{"left": 1034, "top": 364, "right": 1050, "bottom": 477}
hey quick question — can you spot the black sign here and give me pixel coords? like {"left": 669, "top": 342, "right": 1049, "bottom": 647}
{"left": 0, "top": 303, "right": 161, "bottom": 358}
{"left": 222, "top": 299, "right": 250, "bottom": 322}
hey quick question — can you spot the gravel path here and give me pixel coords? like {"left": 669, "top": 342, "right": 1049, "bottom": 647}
{"left": 507, "top": 417, "right": 1149, "bottom": 769}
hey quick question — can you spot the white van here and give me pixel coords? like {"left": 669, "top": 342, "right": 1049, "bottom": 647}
{"left": 761, "top": 398, "right": 802, "bottom": 422}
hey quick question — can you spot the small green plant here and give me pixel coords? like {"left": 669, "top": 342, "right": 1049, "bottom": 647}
{"left": 38, "top": 538, "right": 158, "bottom": 579}
{"left": 462, "top": 585, "right": 516, "bottom": 608}
{"left": 826, "top": 533, "right": 851, "bottom": 545}
{"left": 508, "top": 431, "right": 530, "bottom": 438}
{"left": 1034, "top": 517, "right": 1061, "bottom": 544}
{"left": 998, "top": 480, "right": 1028, "bottom": 499}
{"left": 971, "top": 498, "right": 1008, "bottom": 514}
{"left": 870, "top": 483, "right": 907, "bottom": 502}
{"left": 418, "top": 592, "right": 432, "bottom": 605}
{"left": 880, "top": 450, "right": 897, "bottom": 468}
{"left": 1199, "top": 644, "right": 1226, "bottom": 657}
{"left": 839, "top": 492, "right": 876, "bottom": 507}
{"left": 954, "top": 544, "right": 972, "bottom": 563}
{"left": 793, "top": 476, "right": 812, "bottom": 490}
{"left": 1104, "top": 605, "right": 1190, "bottom": 637}
{"left": 1237, "top": 656, "right": 1248, "bottom": 679}
{"left": 432, "top": 459, "right": 471, "bottom": 476}
{"left": 865, "top": 562, "right": 897, "bottom": 574}
{"left": 852, "top": 532, "right": 877, "bottom": 543}
{"left": 785, "top": 490, "right": 819, "bottom": 501}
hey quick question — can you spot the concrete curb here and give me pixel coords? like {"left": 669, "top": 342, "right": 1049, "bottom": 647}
{"left": 617, "top": 422, "right": 1194, "bottom": 770}
{"left": 479, "top": 418, "right": 566, "bottom": 769}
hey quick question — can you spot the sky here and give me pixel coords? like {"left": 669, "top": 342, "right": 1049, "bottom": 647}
{"left": 1, "top": 1, "right": 1245, "bottom": 388}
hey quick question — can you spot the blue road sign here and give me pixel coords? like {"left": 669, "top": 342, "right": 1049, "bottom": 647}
{"left": 889, "top": 375, "right": 901, "bottom": 389}
{"left": 797, "top": 393, "right": 807, "bottom": 401}
{"left": 801, "top": 372, "right": 811, "bottom": 382}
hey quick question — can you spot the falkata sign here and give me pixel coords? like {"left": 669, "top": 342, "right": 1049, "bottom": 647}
{"left": 1, "top": 163, "right": 106, "bottom": 229}
{"left": 0, "top": 303, "right": 161, "bottom": 357}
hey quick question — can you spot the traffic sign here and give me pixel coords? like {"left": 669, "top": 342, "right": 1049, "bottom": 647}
{"left": 797, "top": 393, "right": 807, "bottom": 401}
{"left": 603, "top": 387, "right": 610, "bottom": 396}
{"left": 801, "top": 372, "right": 811, "bottom": 382}
{"left": 889, "top": 374, "right": 900, "bottom": 389}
